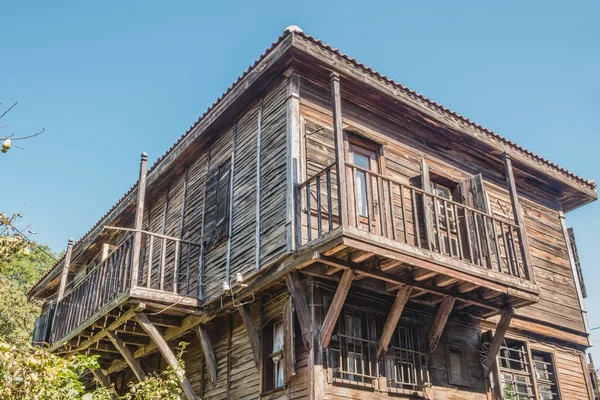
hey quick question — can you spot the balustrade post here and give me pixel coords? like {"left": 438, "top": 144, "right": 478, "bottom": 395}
{"left": 57, "top": 238, "right": 74, "bottom": 302}
{"left": 131, "top": 152, "right": 148, "bottom": 288}
{"left": 502, "top": 153, "right": 534, "bottom": 283}
{"left": 330, "top": 72, "right": 350, "bottom": 226}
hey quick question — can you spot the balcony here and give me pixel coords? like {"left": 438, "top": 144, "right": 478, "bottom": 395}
{"left": 47, "top": 228, "right": 202, "bottom": 350}
{"left": 295, "top": 160, "right": 539, "bottom": 317}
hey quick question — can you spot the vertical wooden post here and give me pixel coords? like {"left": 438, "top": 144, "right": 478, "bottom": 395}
{"left": 57, "top": 238, "right": 74, "bottom": 301}
{"left": 286, "top": 71, "right": 301, "bottom": 250}
{"left": 330, "top": 72, "right": 349, "bottom": 227}
{"left": 502, "top": 153, "right": 534, "bottom": 283}
{"left": 131, "top": 152, "right": 148, "bottom": 288}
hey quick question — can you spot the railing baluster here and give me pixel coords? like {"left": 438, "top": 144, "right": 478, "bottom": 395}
{"left": 490, "top": 219, "right": 502, "bottom": 273}
{"left": 365, "top": 171, "right": 373, "bottom": 234}
{"left": 147, "top": 235, "right": 154, "bottom": 288}
{"left": 510, "top": 227, "right": 521, "bottom": 278}
{"left": 443, "top": 200, "right": 454, "bottom": 257}
{"left": 500, "top": 222, "right": 511, "bottom": 275}
{"left": 411, "top": 188, "right": 421, "bottom": 248}
{"left": 326, "top": 169, "right": 333, "bottom": 231}
{"left": 173, "top": 241, "right": 180, "bottom": 294}
{"left": 388, "top": 180, "right": 397, "bottom": 241}
{"left": 432, "top": 196, "right": 441, "bottom": 253}
{"left": 473, "top": 212, "right": 484, "bottom": 267}
{"left": 185, "top": 245, "right": 191, "bottom": 296}
{"left": 377, "top": 176, "right": 389, "bottom": 238}
{"left": 400, "top": 185, "right": 408, "bottom": 244}
{"left": 160, "top": 238, "right": 167, "bottom": 291}
{"left": 316, "top": 175, "right": 322, "bottom": 237}
{"left": 483, "top": 216, "right": 494, "bottom": 269}
{"left": 306, "top": 181, "right": 312, "bottom": 242}
{"left": 453, "top": 204, "right": 464, "bottom": 260}
{"left": 464, "top": 210, "right": 474, "bottom": 263}
{"left": 352, "top": 166, "right": 359, "bottom": 228}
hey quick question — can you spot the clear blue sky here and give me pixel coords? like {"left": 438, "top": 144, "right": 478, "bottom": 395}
{"left": 2, "top": 0, "right": 599, "bottom": 352}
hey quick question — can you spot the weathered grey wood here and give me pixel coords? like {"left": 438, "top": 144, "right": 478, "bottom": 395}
{"left": 255, "top": 99, "right": 263, "bottom": 270}
{"left": 427, "top": 296, "right": 455, "bottom": 354}
{"left": 225, "top": 122, "right": 237, "bottom": 284}
{"left": 196, "top": 324, "right": 218, "bottom": 387}
{"left": 106, "top": 330, "right": 146, "bottom": 382}
{"left": 286, "top": 73, "right": 301, "bottom": 250}
{"left": 331, "top": 72, "right": 350, "bottom": 226}
{"left": 484, "top": 308, "right": 515, "bottom": 371}
{"left": 130, "top": 152, "right": 148, "bottom": 288}
{"left": 285, "top": 270, "right": 313, "bottom": 350}
{"left": 57, "top": 238, "right": 74, "bottom": 301}
{"left": 377, "top": 285, "right": 411, "bottom": 359}
{"left": 283, "top": 297, "right": 296, "bottom": 383}
{"left": 237, "top": 304, "right": 260, "bottom": 368}
{"left": 503, "top": 153, "right": 535, "bottom": 283}
{"left": 321, "top": 269, "right": 354, "bottom": 348}
{"left": 134, "top": 313, "right": 196, "bottom": 400}
{"left": 420, "top": 158, "right": 435, "bottom": 250}
{"left": 91, "top": 367, "right": 112, "bottom": 393}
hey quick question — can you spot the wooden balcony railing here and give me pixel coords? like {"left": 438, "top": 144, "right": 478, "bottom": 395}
{"left": 32, "top": 303, "right": 55, "bottom": 346}
{"left": 50, "top": 232, "right": 134, "bottom": 345}
{"left": 297, "top": 162, "right": 532, "bottom": 282}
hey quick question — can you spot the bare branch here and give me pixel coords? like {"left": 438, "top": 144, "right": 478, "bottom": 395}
{"left": 10, "top": 128, "right": 45, "bottom": 141}
{"left": 0, "top": 102, "right": 18, "bottom": 120}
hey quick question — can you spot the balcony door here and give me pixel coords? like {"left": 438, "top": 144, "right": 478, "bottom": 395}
{"left": 348, "top": 141, "right": 381, "bottom": 233}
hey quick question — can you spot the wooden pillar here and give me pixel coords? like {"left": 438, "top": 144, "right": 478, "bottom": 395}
{"left": 377, "top": 285, "right": 411, "bottom": 359}
{"left": 321, "top": 269, "right": 354, "bottom": 348}
{"left": 135, "top": 313, "right": 197, "bottom": 400}
{"left": 91, "top": 368, "right": 114, "bottom": 398}
{"left": 502, "top": 153, "right": 534, "bottom": 283}
{"left": 427, "top": 296, "right": 455, "bottom": 354}
{"left": 131, "top": 152, "right": 148, "bottom": 288}
{"left": 57, "top": 238, "right": 74, "bottom": 301}
{"left": 106, "top": 331, "right": 146, "bottom": 382}
{"left": 238, "top": 304, "right": 260, "bottom": 368}
{"left": 285, "top": 270, "right": 313, "bottom": 350}
{"left": 286, "top": 71, "right": 301, "bottom": 250}
{"left": 330, "top": 72, "right": 350, "bottom": 227}
{"left": 484, "top": 308, "right": 515, "bottom": 371}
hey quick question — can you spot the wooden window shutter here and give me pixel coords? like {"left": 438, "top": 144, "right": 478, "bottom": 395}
{"left": 215, "top": 160, "right": 231, "bottom": 242}
{"left": 568, "top": 227, "right": 587, "bottom": 298}
{"left": 420, "top": 158, "right": 436, "bottom": 249}
{"left": 458, "top": 174, "right": 495, "bottom": 264}
{"left": 283, "top": 298, "right": 296, "bottom": 383}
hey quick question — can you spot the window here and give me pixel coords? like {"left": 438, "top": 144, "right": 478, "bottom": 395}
{"left": 203, "top": 159, "right": 231, "bottom": 250}
{"left": 263, "top": 319, "right": 285, "bottom": 390}
{"left": 497, "top": 340, "right": 560, "bottom": 400}
{"left": 429, "top": 181, "right": 459, "bottom": 256}
{"left": 445, "top": 345, "right": 470, "bottom": 387}
{"left": 327, "top": 303, "right": 428, "bottom": 392}
{"left": 532, "top": 351, "right": 560, "bottom": 400}
{"left": 348, "top": 142, "right": 380, "bottom": 220}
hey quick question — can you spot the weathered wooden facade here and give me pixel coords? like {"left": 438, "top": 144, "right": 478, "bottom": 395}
{"left": 30, "top": 27, "right": 597, "bottom": 399}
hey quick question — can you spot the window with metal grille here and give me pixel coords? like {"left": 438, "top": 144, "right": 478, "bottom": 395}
{"left": 532, "top": 351, "right": 560, "bottom": 400}
{"left": 203, "top": 159, "right": 231, "bottom": 250}
{"left": 327, "top": 303, "right": 428, "bottom": 392}
{"left": 383, "top": 325, "right": 428, "bottom": 392}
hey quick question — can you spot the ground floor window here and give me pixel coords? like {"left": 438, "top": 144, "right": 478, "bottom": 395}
{"left": 498, "top": 339, "right": 560, "bottom": 400}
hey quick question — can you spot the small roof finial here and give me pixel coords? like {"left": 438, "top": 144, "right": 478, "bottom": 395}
{"left": 68, "top": 237, "right": 74, "bottom": 245}
{"left": 285, "top": 25, "right": 303, "bottom": 34}
{"left": 141, "top": 152, "right": 148, "bottom": 161}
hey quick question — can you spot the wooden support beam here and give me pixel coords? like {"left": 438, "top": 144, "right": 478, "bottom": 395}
{"left": 321, "top": 269, "right": 354, "bottom": 348}
{"left": 57, "top": 238, "right": 74, "bottom": 301}
{"left": 196, "top": 324, "right": 218, "bottom": 388}
{"left": 350, "top": 250, "right": 372, "bottom": 263}
{"left": 285, "top": 270, "right": 313, "bottom": 350}
{"left": 427, "top": 296, "right": 455, "bottom": 354}
{"left": 106, "top": 331, "right": 146, "bottom": 382}
{"left": 457, "top": 282, "right": 478, "bottom": 293}
{"left": 484, "top": 308, "right": 515, "bottom": 371}
{"left": 131, "top": 152, "right": 148, "bottom": 288}
{"left": 135, "top": 313, "right": 197, "bottom": 400}
{"left": 434, "top": 275, "right": 459, "bottom": 288}
{"left": 413, "top": 269, "right": 437, "bottom": 282}
{"left": 377, "top": 285, "right": 411, "bottom": 359}
{"left": 330, "top": 72, "right": 350, "bottom": 226}
{"left": 502, "top": 153, "right": 534, "bottom": 284}
{"left": 238, "top": 304, "right": 260, "bottom": 368}
{"left": 91, "top": 368, "right": 114, "bottom": 397}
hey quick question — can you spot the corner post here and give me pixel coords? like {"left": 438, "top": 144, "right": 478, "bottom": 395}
{"left": 285, "top": 70, "right": 301, "bottom": 250}
{"left": 131, "top": 152, "right": 148, "bottom": 288}
{"left": 57, "top": 238, "right": 74, "bottom": 301}
{"left": 330, "top": 72, "right": 350, "bottom": 227}
{"left": 502, "top": 153, "right": 534, "bottom": 283}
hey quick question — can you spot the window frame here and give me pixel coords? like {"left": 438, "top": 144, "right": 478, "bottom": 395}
{"left": 203, "top": 158, "right": 232, "bottom": 251}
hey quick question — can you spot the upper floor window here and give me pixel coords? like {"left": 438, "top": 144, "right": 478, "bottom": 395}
{"left": 348, "top": 141, "right": 380, "bottom": 220}
{"left": 203, "top": 159, "right": 231, "bottom": 250}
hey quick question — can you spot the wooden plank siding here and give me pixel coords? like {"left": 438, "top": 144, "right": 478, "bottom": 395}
{"left": 296, "top": 76, "right": 587, "bottom": 335}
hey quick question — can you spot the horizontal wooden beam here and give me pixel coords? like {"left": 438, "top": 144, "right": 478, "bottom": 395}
{"left": 321, "top": 269, "right": 354, "bottom": 348}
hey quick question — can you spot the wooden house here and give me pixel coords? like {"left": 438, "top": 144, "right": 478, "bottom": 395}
{"left": 29, "top": 26, "right": 597, "bottom": 399}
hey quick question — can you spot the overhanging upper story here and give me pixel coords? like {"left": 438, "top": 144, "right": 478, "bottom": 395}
{"left": 30, "top": 27, "right": 596, "bottom": 352}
